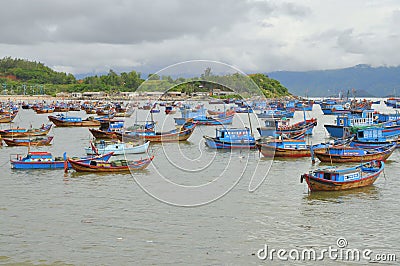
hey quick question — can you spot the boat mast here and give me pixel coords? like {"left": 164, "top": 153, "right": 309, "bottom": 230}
{"left": 247, "top": 100, "right": 253, "bottom": 136}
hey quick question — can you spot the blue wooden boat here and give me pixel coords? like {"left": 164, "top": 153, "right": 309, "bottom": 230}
{"left": 174, "top": 107, "right": 234, "bottom": 126}
{"left": 301, "top": 160, "right": 384, "bottom": 192}
{"left": 89, "top": 120, "right": 124, "bottom": 139}
{"left": 10, "top": 151, "right": 114, "bottom": 169}
{"left": 257, "top": 109, "right": 294, "bottom": 119}
{"left": 234, "top": 106, "right": 253, "bottom": 113}
{"left": 0, "top": 124, "right": 52, "bottom": 138}
{"left": 321, "top": 103, "right": 350, "bottom": 115}
{"left": 203, "top": 128, "right": 256, "bottom": 149}
{"left": 48, "top": 114, "right": 101, "bottom": 127}
{"left": 165, "top": 105, "right": 176, "bottom": 114}
{"left": 119, "top": 120, "right": 197, "bottom": 142}
{"left": 350, "top": 127, "right": 399, "bottom": 149}
{"left": 256, "top": 139, "right": 312, "bottom": 158}
{"left": 258, "top": 116, "right": 317, "bottom": 137}
{"left": 257, "top": 119, "right": 307, "bottom": 140}
{"left": 275, "top": 118, "right": 317, "bottom": 136}
{"left": 312, "top": 143, "right": 396, "bottom": 163}
{"left": 324, "top": 110, "right": 376, "bottom": 138}
{"left": 385, "top": 98, "right": 400, "bottom": 107}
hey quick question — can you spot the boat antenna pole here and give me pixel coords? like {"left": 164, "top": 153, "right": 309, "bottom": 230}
{"left": 247, "top": 100, "right": 253, "bottom": 136}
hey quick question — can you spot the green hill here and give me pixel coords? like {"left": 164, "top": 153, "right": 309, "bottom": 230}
{"left": 0, "top": 57, "right": 291, "bottom": 98}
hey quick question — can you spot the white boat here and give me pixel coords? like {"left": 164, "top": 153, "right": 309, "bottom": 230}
{"left": 85, "top": 140, "right": 150, "bottom": 155}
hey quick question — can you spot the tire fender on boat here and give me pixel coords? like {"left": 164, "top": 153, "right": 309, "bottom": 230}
{"left": 300, "top": 174, "right": 304, "bottom": 183}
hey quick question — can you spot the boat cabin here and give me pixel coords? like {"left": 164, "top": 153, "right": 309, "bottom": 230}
{"left": 326, "top": 147, "right": 366, "bottom": 156}
{"left": 313, "top": 168, "right": 361, "bottom": 182}
{"left": 215, "top": 128, "right": 255, "bottom": 142}
{"left": 334, "top": 110, "right": 375, "bottom": 127}
{"left": 24, "top": 152, "right": 53, "bottom": 162}
{"left": 356, "top": 127, "right": 385, "bottom": 142}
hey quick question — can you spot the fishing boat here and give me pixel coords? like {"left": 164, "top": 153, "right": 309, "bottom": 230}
{"left": 203, "top": 128, "right": 256, "bottom": 149}
{"left": 10, "top": 151, "right": 113, "bottom": 169}
{"left": 0, "top": 112, "right": 18, "bottom": 123}
{"left": 88, "top": 120, "right": 124, "bottom": 139}
{"left": 300, "top": 160, "right": 384, "bottom": 192}
{"left": 324, "top": 110, "right": 378, "bottom": 138}
{"left": 257, "top": 117, "right": 316, "bottom": 138}
{"left": 3, "top": 136, "right": 54, "bottom": 146}
{"left": 114, "top": 108, "right": 134, "bottom": 117}
{"left": 312, "top": 143, "right": 396, "bottom": 163}
{"left": 0, "top": 124, "right": 52, "bottom": 138}
{"left": 35, "top": 106, "right": 55, "bottom": 114}
{"left": 207, "top": 109, "right": 235, "bottom": 116}
{"left": 165, "top": 106, "right": 177, "bottom": 115}
{"left": 174, "top": 107, "right": 234, "bottom": 126}
{"left": 67, "top": 156, "right": 154, "bottom": 172}
{"left": 350, "top": 127, "right": 399, "bottom": 149}
{"left": 256, "top": 139, "right": 312, "bottom": 158}
{"left": 275, "top": 117, "right": 317, "bottom": 136}
{"left": 48, "top": 114, "right": 101, "bottom": 127}
{"left": 256, "top": 108, "right": 294, "bottom": 119}
{"left": 85, "top": 140, "right": 150, "bottom": 155}
{"left": 174, "top": 114, "right": 234, "bottom": 126}
{"left": 119, "top": 120, "right": 197, "bottom": 142}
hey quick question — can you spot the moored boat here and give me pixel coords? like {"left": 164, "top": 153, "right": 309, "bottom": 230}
{"left": 10, "top": 151, "right": 113, "bottom": 169}
{"left": 350, "top": 127, "right": 399, "bottom": 149}
{"left": 85, "top": 140, "right": 150, "bottom": 155}
{"left": 203, "top": 128, "right": 256, "bottom": 149}
{"left": 67, "top": 156, "right": 154, "bottom": 172}
{"left": 3, "top": 136, "right": 54, "bottom": 146}
{"left": 256, "top": 139, "right": 312, "bottom": 158}
{"left": 301, "top": 160, "right": 384, "bottom": 192}
{"left": 0, "top": 124, "right": 52, "bottom": 138}
{"left": 312, "top": 143, "right": 396, "bottom": 163}
{"left": 119, "top": 120, "right": 197, "bottom": 142}
{"left": 48, "top": 114, "right": 101, "bottom": 127}
{"left": 0, "top": 112, "right": 18, "bottom": 123}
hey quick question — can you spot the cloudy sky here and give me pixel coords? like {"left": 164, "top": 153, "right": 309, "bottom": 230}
{"left": 1, "top": 0, "right": 400, "bottom": 76}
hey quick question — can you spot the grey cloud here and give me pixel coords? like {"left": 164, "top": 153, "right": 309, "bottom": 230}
{"left": 278, "top": 2, "right": 311, "bottom": 17}
{"left": 0, "top": 0, "right": 274, "bottom": 45}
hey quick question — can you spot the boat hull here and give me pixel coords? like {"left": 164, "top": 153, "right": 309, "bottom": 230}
{"left": 48, "top": 116, "right": 101, "bottom": 127}
{"left": 257, "top": 144, "right": 311, "bottom": 157}
{"left": 0, "top": 125, "right": 52, "bottom": 138}
{"left": 3, "top": 136, "right": 54, "bottom": 146}
{"left": 10, "top": 153, "right": 113, "bottom": 169}
{"left": 68, "top": 156, "right": 153, "bottom": 172}
{"left": 304, "top": 174, "right": 380, "bottom": 191}
{"left": 89, "top": 128, "right": 118, "bottom": 139}
{"left": 313, "top": 145, "right": 395, "bottom": 163}
{"left": 120, "top": 123, "right": 197, "bottom": 143}
{"left": 324, "top": 125, "right": 346, "bottom": 138}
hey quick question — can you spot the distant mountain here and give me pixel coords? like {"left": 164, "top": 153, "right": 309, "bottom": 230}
{"left": 267, "top": 64, "right": 400, "bottom": 97}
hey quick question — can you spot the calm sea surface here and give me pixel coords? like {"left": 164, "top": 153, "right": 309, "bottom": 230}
{"left": 1, "top": 100, "right": 399, "bottom": 265}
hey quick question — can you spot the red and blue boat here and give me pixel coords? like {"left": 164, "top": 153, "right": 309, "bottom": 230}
{"left": 301, "top": 160, "right": 384, "bottom": 192}
{"left": 10, "top": 151, "right": 113, "bottom": 169}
